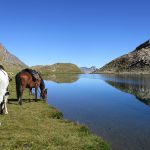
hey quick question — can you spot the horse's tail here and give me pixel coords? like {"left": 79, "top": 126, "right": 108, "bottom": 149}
{"left": 15, "top": 73, "right": 22, "bottom": 100}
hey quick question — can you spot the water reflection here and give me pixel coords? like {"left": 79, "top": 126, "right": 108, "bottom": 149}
{"left": 43, "top": 74, "right": 80, "bottom": 83}
{"left": 102, "top": 74, "right": 150, "bottom": 106}
{"left": 46, "top": 74, "right": 150, "bottom": 150}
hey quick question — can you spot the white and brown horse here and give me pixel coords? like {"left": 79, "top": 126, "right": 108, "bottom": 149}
{"left": 0, "top": 65, "right": 10, "bottom": 114}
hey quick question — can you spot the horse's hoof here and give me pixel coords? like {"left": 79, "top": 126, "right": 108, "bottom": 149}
{"left": 18, "top": 102, "right": 22, "bottom": 105}
{"left": 4, "top": 111, "right": 8, "bottom": 115}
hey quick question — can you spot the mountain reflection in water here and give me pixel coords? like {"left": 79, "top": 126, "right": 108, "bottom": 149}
{"left": 46, "top": 74, "right": 150, "bottom": 150}
{"left": 43, "top": 74, "right": 80, "bottom": 83}
{"left": 102, "top": 74, "right": 150, "bottom": 106}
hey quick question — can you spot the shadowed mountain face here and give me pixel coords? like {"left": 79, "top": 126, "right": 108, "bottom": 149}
{"left": 95, "top": 40, "right": 150, "bottom": 74}
{"left": 0, "top": 44, "right": 27, "bottom": 72}
{"left": 103, "top": 74, "right": 150, "bottom": 106}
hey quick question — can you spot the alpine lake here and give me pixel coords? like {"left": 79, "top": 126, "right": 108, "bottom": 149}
{"left": 44, "top": 73, "right": 150, "bottom": 150}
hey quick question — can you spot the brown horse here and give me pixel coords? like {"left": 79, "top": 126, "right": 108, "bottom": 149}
{"left": 15, "top": 69, "right": 47, "bottom": 105}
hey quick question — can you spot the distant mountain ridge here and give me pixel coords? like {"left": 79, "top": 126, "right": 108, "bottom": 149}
{"left": 80, "top": 66, "right": 97, "bottom": 74}
{"left": 0, "top": 43, "right": 27, "bottom": 72}
{"left": 0, "top": 43, "right": 81, "bottom": 74}
{"left": 95, "top": 40, "right": 150, "bottom": 74}
{"left": 31, "top": 63, "right": 82, "bottom": 75}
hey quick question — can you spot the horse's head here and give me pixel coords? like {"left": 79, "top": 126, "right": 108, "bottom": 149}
{"left": 40, "top": 88, "right": 47, "bottom": 100}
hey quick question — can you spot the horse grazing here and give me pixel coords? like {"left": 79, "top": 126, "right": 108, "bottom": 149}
{"left": 0, "top": 65, "right": 10, "bottom": 114}
{"left": 15, "top": 68, "right": 47, "bottom": 105}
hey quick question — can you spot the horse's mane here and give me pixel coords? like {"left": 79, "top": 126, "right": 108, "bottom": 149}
{"left": 21, "top": 68, "right": 34, "bottom": 74}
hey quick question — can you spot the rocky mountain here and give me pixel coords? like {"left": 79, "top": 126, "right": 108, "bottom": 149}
{"left": 0, "top": 43, "right": 27, "bottom": 72}
{"left": 31, "top": 63, "right": 82, "bottom": 75}
{"left": 95, "top": 40, "right": 150, "bottom": 74}
{"left": 80, "top": 66, "right": 97, "bottom": 74}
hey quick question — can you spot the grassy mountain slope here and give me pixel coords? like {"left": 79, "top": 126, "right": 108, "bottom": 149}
{"left": 31, "top": 63, "right": 82, "bottom": 75}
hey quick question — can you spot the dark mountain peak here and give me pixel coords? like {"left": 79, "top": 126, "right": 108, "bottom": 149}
{"left": 135, "top": 39, "right": 150, "bottom": 51}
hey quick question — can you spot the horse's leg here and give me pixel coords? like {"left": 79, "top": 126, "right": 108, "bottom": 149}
{"left": 18, "top": 95, "right": 22, "bottom": 105}
{"left": 18, "top": 91, "right": 22, "bottom": 105}
{"left": 18, "top": 86, "right": 24, "bottom": 105}
{"left": 16, "top": 77, "right": 24, "bottom": 105}
{"left": 35, "top": 87, "right": 38, "bottom": 102}
{"left": 4, "top": 92, "right": 9, "bottom": 114}
{"left": 4, "top": 100, "right": 8, "bottom": 114}
{"left": 29, "top": 88, "right": 33, "bottom": 96}
{"left": 29, "top": 88, "right": 32, "bottom": 102}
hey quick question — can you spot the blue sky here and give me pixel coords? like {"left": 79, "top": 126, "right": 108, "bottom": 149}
{"left": 0, "top": 0, "right": 150, "bottom": 68}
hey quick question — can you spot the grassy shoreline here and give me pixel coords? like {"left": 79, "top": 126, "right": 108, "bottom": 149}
{"left": 0, "top": 78, "right": 111, "bottom": 150}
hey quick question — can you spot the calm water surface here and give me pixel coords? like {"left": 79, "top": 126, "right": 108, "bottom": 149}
{"left": 46, "top": 74, "right": 150, "bottom": 150}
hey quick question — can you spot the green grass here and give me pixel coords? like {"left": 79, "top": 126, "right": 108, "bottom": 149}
{"left": 0, "top": 78, "right": 111, "bottom": 150}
